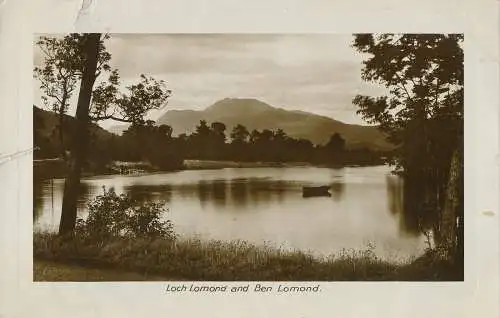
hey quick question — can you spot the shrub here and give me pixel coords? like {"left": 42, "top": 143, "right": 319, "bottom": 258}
{"left": 75, "top": 187, "right": 175, "bottom": 242}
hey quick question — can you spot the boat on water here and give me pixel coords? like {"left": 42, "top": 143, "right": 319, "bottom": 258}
{"left": 302, "top": 185, "right": 331, "bottom": 198}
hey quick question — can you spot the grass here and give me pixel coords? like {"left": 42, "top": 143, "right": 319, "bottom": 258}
{"left": 34, "top": 260, "right": 171, "bottom": 281}
{"left": 33, "top": 233, "right": 463, "bottom": 281}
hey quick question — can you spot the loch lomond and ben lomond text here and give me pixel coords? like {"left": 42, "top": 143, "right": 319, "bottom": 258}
{"left": 165, "top": 283, "right": 321, "bottom": 293}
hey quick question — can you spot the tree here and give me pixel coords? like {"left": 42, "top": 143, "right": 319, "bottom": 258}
{"left": 352, "top": 34, "right": 463, "bottom": 171}
{"left": 271, "top": 129, "right": 289, "bottom": 162}
{"left": 325, "top": 133, "right": 346, "bottom": 164}
{"left": 230, "top": 124, "right": 250, "bottom": 160}
{"left": 210, "top": 121, "right": 227, "bottom": 148}
{"left": 249, "top": 129, "right": 261, "bottom": 144}
{"left": 209, "top": 122, "right": 227, "bottom": 159}
{"left": 158, "top": 124, "right": 173, "bottom": 139}
{"left": 352, "top": 34, "right": 463, "bottom": 255}
{"left": 34, "top": 34, "right": 112, "bottom": 160}
{"left": 48, "top": 33, "right": 172, "bottom": 235}
{"left": 210, "top": 122, "right": 226, "bottom": 139}
{"left": 273, "top": 128, "right": 287, "bottom": 141}
{"left": 195, "top": 120, "right": 210, "bottom": 137}
{"left": 59, "top": 34, "right": 101, "bottom": 235}
{"left": 259, "top": 129, "right": 274, "bottom": 144}
{"left": 326, "top": 133, "right": 346, "bottom": 153}
{"left": 230, "top": 124, "right": 249, "bottom": 144}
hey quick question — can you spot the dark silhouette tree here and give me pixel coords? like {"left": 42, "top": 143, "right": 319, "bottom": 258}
{"left": 271, "top": 129, "right": 289, "bottom": 162}
{"left": 230, "top": 124, "right": 249, "bottom": 144}
{"left": 39, "top": 33, "right": 173, "bottom": 235}
{"left": 260, "top": 129, "right": 273, "bottom": 142}
{"left": 210, "top": 122, "right": 226, "bottom": 144}
{"left": 158, "top": 124, "right": 173, "bottom": 139}
{"left": 326, "top": 133, "right": 346, "bottom": 152}
{"left": 352, "top": 34, "right": 463, "bottom": 256}
{"left": 190, "top": 120, "right": 211, "bottom": 158}
{"left": 209, "top": 122, "right": 227, "bottom": 160}
{"left": 325, "top": 133, "right": 346, "bottom": 164}
{"left": 59, "top": 34, "right": 101, "bottom": 235}
{"left": 195, "top": 120, "right": 211, "bottom": 137}
{"left": 229, "top": 124, "right": 250, "bottom": 160}
{"left": 249, "top": 129, "right": 261, "bottom": 145}
{"left": 34, "top": 34, "right": 112, "bottom": 160}
{"left": 273, "top": 128, "right": 287, "bottom": 141}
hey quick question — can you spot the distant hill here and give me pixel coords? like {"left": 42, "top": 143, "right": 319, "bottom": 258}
{"left": 33, "top": 105, "right": 118, "bottom": 158}
{"left": 151, "top": 98, "right": 393, "bottom": 151}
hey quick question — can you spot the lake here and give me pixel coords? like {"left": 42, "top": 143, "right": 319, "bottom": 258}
{"left": 33, "top": 165, "right": 427, "bottom": 261}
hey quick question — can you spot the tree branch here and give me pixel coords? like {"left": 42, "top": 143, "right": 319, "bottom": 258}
{"left": 394, "top": 74, "right": 413, "bottom": 102}
{"left": 46, "top": 92, "right": 63, "bottom": 104}
{"left": 89, "top": 114, "right": 132, "bottom": 123}
{"left": 39, "top": 45, "right": 55, "bottom": 60}
{"left": 67, "top": 84, "right": 76, "bottom": 94}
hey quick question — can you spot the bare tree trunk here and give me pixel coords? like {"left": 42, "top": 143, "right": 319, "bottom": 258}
{"left": 439, "top": 148, "right": 462, "bottom": 255}
{"left": 58, "top": 97, "right": 66, "bottom": 161}
{"left": 58, "top": 34, "right": 100, "bottom": 236}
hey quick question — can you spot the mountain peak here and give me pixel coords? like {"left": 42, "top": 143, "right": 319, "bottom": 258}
{"left": 206, "top": 98, "right": 274, "bottom": 115}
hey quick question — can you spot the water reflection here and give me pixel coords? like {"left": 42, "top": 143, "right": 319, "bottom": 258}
{"left": 124, "top": 184, "right": 173, "bottom": 204}
{"left": 33, "top": 179, "right": 92, "bottom": 231}
{"left": 211, "top": 180, "right": 227, "bottom": 206}
{"left": 329, "top": 182, "right": 345, "bottom": 201}
{"left": 33, "top": 166, "right": 427, "bottom": 259}
{"left": 386, "top": 175, "right": 424, "bottom": 236}
{"left": 33, "top": 180, "right": 45, "bottom": 223}
{"left": 229, "top": 179, "right": 249, "bottom": 208}
{"left": 386, "top": 175, "right": 404, "bottom": 216}
{"left": 194, "top": 178, "right": 291, "bottom": 211}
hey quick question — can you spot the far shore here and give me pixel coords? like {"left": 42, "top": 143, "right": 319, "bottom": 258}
{"left": 34, "top": 158, "right": 382, "bottom": 180}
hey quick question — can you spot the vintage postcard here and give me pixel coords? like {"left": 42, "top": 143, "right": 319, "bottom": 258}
{"left": 32, "top": 32, "right": 464, "bottom": 282}
{"left": 1, "top": 0, "right": 498, "bottom": 317}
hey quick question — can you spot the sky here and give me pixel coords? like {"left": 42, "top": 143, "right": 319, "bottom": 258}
{"left": 34, "top": 34, "right": 388, "bottom": 128}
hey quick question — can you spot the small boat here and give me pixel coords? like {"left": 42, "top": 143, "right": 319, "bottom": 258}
{"left": 302, "top": 185, "right": 331, "bottom": 198}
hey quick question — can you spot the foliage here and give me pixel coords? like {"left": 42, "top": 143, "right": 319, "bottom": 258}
{"left": 34, "top": 33, "right": 172, "bottom": 134}
{"left": 169, "top": 120, "right": 353, "bottom": 164}
{"left": 90, "top": 74, "right": 172, "bottom": 125}
{"left": 34, "top": 34, "right": 114, "bottom": 158}
{"left": 75, "top": 187, "right": 175, "bottom": 241}
{"left": 352, "top": 34, "right": 463, "bottom": 173}
{"left": 34, "top": 34, "right": 110, "bottom": 114}
{"left": 326, "top": 133, "right": 346, "bottom": 152}
{"left": 113, "top": 119, "right": 382, "bottom": 167}
{"left": 230, "top": 124, "right": 250, "bottom": 144}
{"left": 120, "top": 121, "right": 183, "bottom": 169}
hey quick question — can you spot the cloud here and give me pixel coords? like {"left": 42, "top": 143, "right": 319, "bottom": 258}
{"left": 34, "top": 34, "right": 387, "bottom": 126}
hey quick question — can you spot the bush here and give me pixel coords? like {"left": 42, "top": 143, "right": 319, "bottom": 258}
{"left": 75, "top": 187, "right": 175, "bottom": 242}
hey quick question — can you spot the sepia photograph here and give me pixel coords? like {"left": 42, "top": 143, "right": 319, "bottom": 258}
{"left": 32, "top": 33, "right": 464, "bottom": 282}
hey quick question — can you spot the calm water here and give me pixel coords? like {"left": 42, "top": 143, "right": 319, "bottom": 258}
{"left": 34, "top": 165, "right": 427, "bottom": 260}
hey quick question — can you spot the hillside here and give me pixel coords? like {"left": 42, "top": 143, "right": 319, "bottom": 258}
{"left": 33, "top": 105, "right": 118, "bottom": 159}
{"left": 154, "top": 98, "right": 393, "bottom": 151}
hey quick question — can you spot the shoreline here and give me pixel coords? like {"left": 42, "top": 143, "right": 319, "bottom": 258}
{"left": 34, "top": 158, "right": 388, "bottom": 180}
